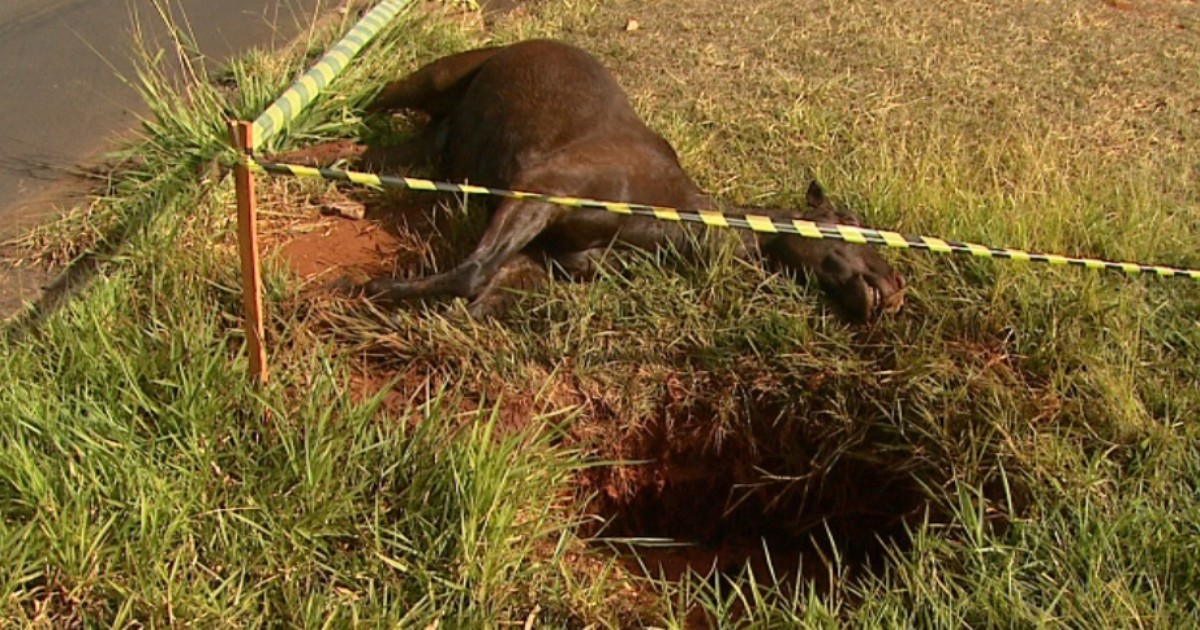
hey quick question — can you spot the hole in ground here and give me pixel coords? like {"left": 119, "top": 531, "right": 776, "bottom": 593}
{"left": 579, "top": 403, "right": 930, "bottom": 595}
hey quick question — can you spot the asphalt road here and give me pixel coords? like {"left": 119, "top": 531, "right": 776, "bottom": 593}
{"left": 0, "top": 0, "right": 325, "bottom": 230}
{"left": 0, "top": 0, "right": 325, "bottom": 317}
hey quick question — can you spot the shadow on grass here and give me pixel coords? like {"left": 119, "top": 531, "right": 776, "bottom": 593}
{"left": 2, "top": 160, "right": 214, "bottom": 342}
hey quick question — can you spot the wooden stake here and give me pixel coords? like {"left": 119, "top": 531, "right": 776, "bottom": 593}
{"left": 228, "top": 120, "right": 269, "bottom": 385}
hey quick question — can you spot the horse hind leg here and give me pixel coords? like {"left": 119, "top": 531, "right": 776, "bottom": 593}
{"left": 365, "top": 199, "right": 565, "bottom": 308}
{"left": 368, "top": 45, "right": 509, "bottom": 117}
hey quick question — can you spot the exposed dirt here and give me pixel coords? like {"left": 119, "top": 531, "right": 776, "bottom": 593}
{"left": 266, "top": 184, "right": 929, "bottom": 596}
{"left": 258, "top": 172, "right": 462, "bottom": 289}
{"left": 278, "top": 217, "right": 398, "bottom": 281}
{"left": 575, "top": 399, "right": 928, "bottom": 593}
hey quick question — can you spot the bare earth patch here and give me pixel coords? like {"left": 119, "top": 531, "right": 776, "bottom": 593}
{"left": 262, "top": 192, "right": 930, "bottom": 602}
{"left": 279, "top": 218, "right": 398, "bottom": 280}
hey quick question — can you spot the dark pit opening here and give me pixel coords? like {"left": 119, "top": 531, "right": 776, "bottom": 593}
{"left": 579, "top": 404, "right": 931, "bottom": 594}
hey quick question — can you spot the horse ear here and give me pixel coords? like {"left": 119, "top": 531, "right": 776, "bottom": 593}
{"left": 806, "top": 180, "right": 827, "bottom": 208}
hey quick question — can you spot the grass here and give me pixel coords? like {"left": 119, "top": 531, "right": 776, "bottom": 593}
{"left": 3, "top": 0, "right": 1200, "bottom": 627}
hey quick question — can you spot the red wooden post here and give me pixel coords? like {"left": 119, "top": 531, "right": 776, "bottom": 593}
{"left": 228, "top": 120, "right": 269, "bottom": 385}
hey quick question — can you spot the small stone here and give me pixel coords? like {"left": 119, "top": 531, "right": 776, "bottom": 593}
{"left": 320, "top": 201, "right": 367, "bottom": 220}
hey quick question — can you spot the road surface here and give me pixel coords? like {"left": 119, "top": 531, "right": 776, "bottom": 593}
{"left": 0, "top": 0, "right": 327, "bottom": 224}
{"left": 0, "top": 0, "right": 326, "bottom": 316}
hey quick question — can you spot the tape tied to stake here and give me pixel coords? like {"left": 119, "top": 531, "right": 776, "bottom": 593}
{"left": 248, "top": 159, "right": 1200, "bottom": 282}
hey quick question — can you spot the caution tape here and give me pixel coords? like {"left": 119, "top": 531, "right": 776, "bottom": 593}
{"left": 248, "top": 159, "right": 1200, "bottom": 281}
{"left": 250, "top": 0, "right": 412, "bottom": 151}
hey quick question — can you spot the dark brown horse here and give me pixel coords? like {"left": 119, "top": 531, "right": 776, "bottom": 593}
{"left": 282, "top": 39, "right": 905, "bottom": 321}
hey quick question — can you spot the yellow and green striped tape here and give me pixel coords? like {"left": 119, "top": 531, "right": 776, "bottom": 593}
{"left": 249, "top": 159, "right": 1200, "bottom": 282}
{"left": 250, "top": 0, "right": 411, "bottom": 151}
